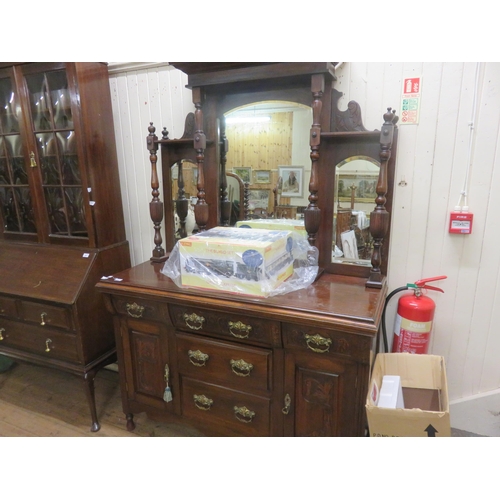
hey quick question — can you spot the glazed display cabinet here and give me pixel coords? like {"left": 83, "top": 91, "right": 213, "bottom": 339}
{"left": 0, "top": 62, "right": 130, "bottom": 431}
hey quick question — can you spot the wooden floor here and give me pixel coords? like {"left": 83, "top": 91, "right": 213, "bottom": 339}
{"left": 0, "top": 361, "right": 204, "bottom": 437}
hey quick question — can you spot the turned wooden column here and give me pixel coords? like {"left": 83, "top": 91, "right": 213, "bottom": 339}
{"left": 219, "top": 116, "right": 231, "bottom": 226}
{"left": 192, "top": 87, "right": 209, "bottom": 232}
{"left": 147, "top": 122, "right": 167, "bottom": 262}
{"left": 304, "top": 74, "right": 324, "bottom": 247}
{"left": 366, "top": 108, "right": 398, "bottom": 288}
{"left": 175, "top": 161, "right": 189, "bottom": 239}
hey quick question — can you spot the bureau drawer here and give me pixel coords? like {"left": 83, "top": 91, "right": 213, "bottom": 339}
{"left": 176, "top": 333, "right": 272, "bottom": 394}
{"left": 170, "top": 304, "right": 281, "bottom": 347}
{"left": 0, "top": 296, "right": 18, "bottom": 319}
{"left": 180, "top": 377, "right": 271, "bottom": 436}
{"left": 0, "top": 318, "right": 79, "bottom": 363}
{"left": 21, "top": 301, "right": 72, "bottom": 331}
{"left": 112, "top": 295, "right": 166, "bottom": 323}
{"left": 283, "top": 323, "right": 372, "bottom": 363}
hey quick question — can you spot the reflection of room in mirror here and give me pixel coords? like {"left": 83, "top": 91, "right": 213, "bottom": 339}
{"left": 333, "top": 156, "right": 380, "bottom": 265}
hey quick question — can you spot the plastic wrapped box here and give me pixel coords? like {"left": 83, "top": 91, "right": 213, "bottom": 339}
{"left": 177, "top": 227, "right": 295, "bottom": 296}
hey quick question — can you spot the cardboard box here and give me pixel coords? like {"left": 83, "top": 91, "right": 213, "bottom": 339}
{"left": 178, "top": 226, "right": 294, "bottom": 296}
{"left": 236, "top": 219, "right": 307, "bottom": 239}
{"left": 366, "top": 353, "right": 451, "bottom": 437}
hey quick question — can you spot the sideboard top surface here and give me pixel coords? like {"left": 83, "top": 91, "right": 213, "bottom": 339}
{"left": 96, "top": 261, "right": 387, "bottom": 336}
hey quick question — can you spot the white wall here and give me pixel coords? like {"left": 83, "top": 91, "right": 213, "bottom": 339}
{"left": 108, "top": 62, "right": 500, "bottom": 408}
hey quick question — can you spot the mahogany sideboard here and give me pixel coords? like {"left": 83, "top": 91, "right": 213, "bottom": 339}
{"left": 97, "top": 262, "right": 386, "bottom": 436}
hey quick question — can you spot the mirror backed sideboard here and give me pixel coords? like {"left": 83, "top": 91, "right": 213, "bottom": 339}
{"left": 97, "top": 62, "right": 399, "bottom": 436}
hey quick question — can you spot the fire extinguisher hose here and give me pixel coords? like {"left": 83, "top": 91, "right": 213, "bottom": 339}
{"left": 380, "top": 286, "right": 410, "bottom": 353}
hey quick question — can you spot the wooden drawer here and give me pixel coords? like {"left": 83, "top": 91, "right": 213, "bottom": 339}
{"left": 180, "top": 377, "right": 271, "bottom": 436}
{"left": 176, "top": 333, "right": 273, "bottom": 394}
{"left": 170, "top": 304, "right": 281, "bottom": 347}
{"left": 21, "top": 301, "right": 72, "bottom": 331}
{"left": 0, "top": 318, "right": 79, "bottom": 363}
{"left": 112, "top": 295, "right": 166, "bottom": 323}
{"left": 0, "top": 296, "right": 18, "bottom": 319}
{"left": 283, "top": 323, "right": 372, "bottom": 363}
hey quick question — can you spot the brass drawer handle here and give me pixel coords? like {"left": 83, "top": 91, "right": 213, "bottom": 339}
{"left": 40, "top": 312, "right": 47, "bottom": 326}
{"left": 305, "top": 333, "right": 332, "bottom": 353}
{"left": 282, "top": 393, "right": 291, "bottom": 415}
{"left": 126, "top": 302, "right": 145, "bottom": 318}
{"left": 188, "top": 349, "right": 209, "bottom": 367}
{"left": 45, "top": 339, "right": 52, "bottom": 352}
{"left": 233, "top": 405, "right": 255, "bottom": 423}
{"left": 183, "top": 313, "right": 205, "bottom": 330}
{"left": 193, "top": 394, "right": 213, "bottom": 411}
{"left": 228, "top": 321, "right": 252, "bottom": 339}
{"left": 0, "top": 328, "right": 5, "bottom": 341}
{"left": 230, "top": 358, "right": 253, "bottom": 377}
{"left": 30, "top": 151, "right": 37, "bottom": 168}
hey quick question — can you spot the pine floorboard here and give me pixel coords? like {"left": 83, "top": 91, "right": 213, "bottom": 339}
{"left": 0, "top": 361, "right": 204, "bottom": 437}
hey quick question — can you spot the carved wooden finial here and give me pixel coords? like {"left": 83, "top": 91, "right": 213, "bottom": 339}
{"left": 162, "top": 127, "right": 169, "bottom": 140}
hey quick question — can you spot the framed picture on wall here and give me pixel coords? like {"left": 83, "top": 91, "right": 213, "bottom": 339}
{"left": 247, "top": 189, "right": 271, "bottom": 211}
{"left": 279, "top": 166, "right": 303, "bottom": 197}
{"left": 254, "top": 170, "right": 271, "bottom": 184}
{"left": 233, "top": 167, "right": 252, "bottom": 183}
{"left": 337, "top": 173, "right": 378, "bottom": 203}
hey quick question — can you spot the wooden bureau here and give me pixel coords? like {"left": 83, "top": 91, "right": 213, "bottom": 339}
{"left": 96, "top": 261, "right": 386, "bottom": 437}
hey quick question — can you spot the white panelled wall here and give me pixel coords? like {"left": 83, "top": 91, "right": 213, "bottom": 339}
{"left": 108, "top": 62, "right": 500, "bottom": 435}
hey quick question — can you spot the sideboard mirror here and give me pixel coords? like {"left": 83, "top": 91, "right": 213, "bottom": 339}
{"left": 147, "top": 63, "right": 398, "bottom": 288}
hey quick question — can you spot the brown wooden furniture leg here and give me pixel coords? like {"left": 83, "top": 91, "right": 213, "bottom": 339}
{"left": 126, "top": 413, "right": 136, "bottom": 431}
{"left": 82, "top": 368, "right": 100, "bottom": 432}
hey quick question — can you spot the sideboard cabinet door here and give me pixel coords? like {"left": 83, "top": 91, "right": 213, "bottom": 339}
{"left": 283, "top": 350, "right": 360, "bottom": 437}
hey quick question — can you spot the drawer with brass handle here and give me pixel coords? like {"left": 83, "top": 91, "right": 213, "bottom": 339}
{"left": 21, "top": 300, "right": 72, "bottom": 330}
{"left": 181, "top": 378, "right": 271, "bottom": 436}
{"left": 0, "top": 317, "right": 79, "bottom": 363}
{"left": 283, "top": 323, "right": 372, "bottom": 363}
{"left": 176, "top": 333, "right": 272, "bottom": 393}
{"left": 111, "top": 295, "right": 166, "bottom": 322}
{"left": 170, "top": 304, "right": 281, "bottom": 346}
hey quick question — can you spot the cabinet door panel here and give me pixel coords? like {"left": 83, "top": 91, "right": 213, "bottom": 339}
{"left": 284, "top": 350, "right": 359, "bottom": 437}
{"left": 122, "top": 319, "right": 171, "bottom": 411}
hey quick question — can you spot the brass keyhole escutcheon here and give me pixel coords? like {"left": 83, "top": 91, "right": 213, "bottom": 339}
{"left": 29, "top": 151, "right": 37, "bottom": 168}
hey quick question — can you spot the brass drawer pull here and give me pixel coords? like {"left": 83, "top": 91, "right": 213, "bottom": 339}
{"left": 0, "top": 328, "right": 5, "bottom": 341}
{"left": 126, "top": 302, "right": 145, "bottom": 318}
{"left": 230, "top": 359, "right": 253, "bottom": 377}
{"left": 188, "top": 349, "right": 209, "bottom": 367}
{"left": 228, "top": 321, "right": 252, "bottom": 339}
{"left": 40, "top": 312, "right": 47, "bottom": 326}
{"left": 30, "top": 151, "right": 37, "bottom": 168}
{"left": 233, "top": 405, "right": 255, "bottom": 423}
{"left": 45, "top": 339, "right": 52, "bottom": 352}
{"left": 193, "top": 394, "right": 213, "bottom": 411}
{"left": 282, "top": 393, "right": 291, "bottom": 415}
{"left": 184, "top": 313, "right": 205, "bottom": 330}
{"left": 305, "top": 333, "right": 332, "bottom": 353}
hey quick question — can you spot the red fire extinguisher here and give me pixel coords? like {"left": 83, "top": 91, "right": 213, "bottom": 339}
{"left": 390, "top": 276, "right": 447, "bottom": 355}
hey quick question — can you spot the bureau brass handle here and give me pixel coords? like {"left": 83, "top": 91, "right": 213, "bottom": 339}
{"left": 0, "top": 328, "right": 5, "bottom": 341}
{"left": 29, "top": 151, "right": 37, "bottom": 168}
{"left": 305, "top": 333, "right": 332, "bottom": 353}
{"left": 233, "top": 405, "right": 255, "bottom": 423}
{"left": 183, "top": 313, "right": 205, "bottom": 330}
{"left": 45, "top": 339, "right": 52, "bottom": 352}
{"left": 126, "top": 302, "right": 145, "bottom": 318}
{"left": 230, "top": 359, "right": 253, "bottom": 377}
{"left": 188, "top": 349, "right": 209, "bottom": 367}
{"left": 40, "top": 312, "right": 47, "bottom": 326}
{"left": 282, "top": 393, "right": 291, "bottom": 415}
{"left": 193, "top": 394, "right": 213, "bottom": 411}
{"left": 228, "top": 321, "right": 252, "bottom": 339}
